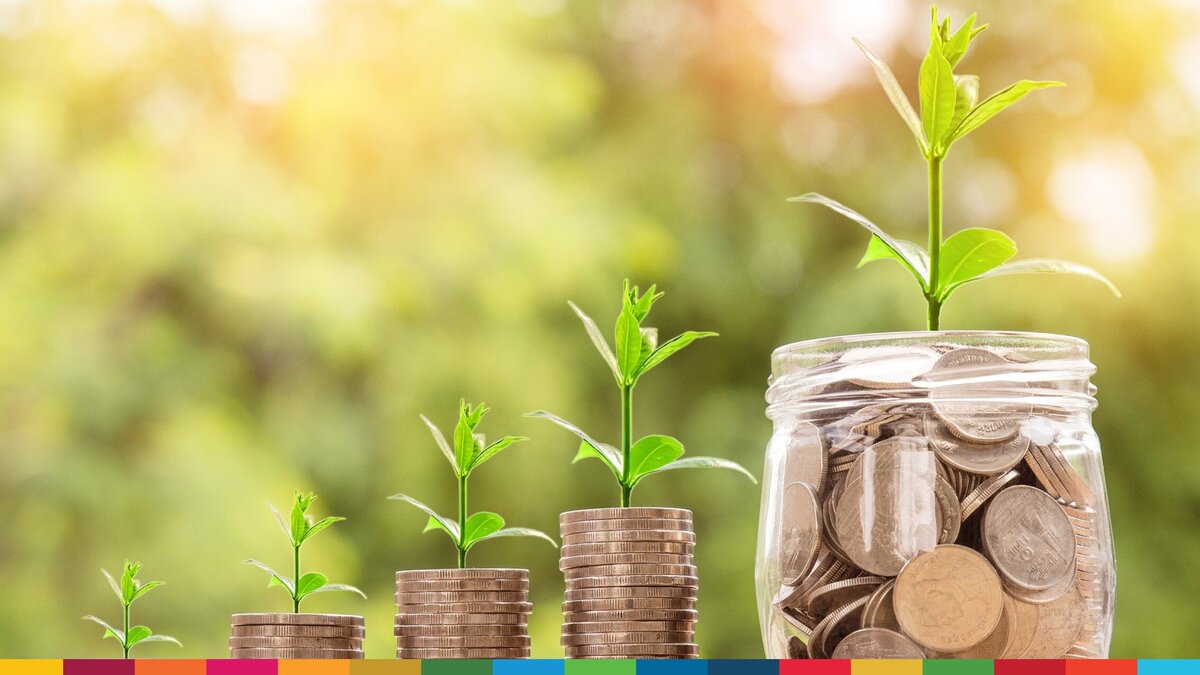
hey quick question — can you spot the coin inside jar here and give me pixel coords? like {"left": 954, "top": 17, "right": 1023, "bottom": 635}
{"left": 893, "top": 544, "right": 1004, "bottom": 652}
{"left": 982, "top": 485, "right": 1076, "bottom": 596}
{"left": 924, "top": 348, "right": 1031, "bottom": 443}
{"left": 924, "top": 415, "right": 1030, "bottom": 475}
{"left": 779, "top": 481, "right": 822, "bottom": 585}
{"left": 830, "top": 627, "right": 926, "bottom": 659}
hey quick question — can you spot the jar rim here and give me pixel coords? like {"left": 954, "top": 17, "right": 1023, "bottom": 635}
{"left": 771, "top": 330, "right": 1088, "bottom": 362}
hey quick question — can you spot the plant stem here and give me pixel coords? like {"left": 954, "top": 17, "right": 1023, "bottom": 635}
{"left": 927, "top": 155, "right": 944, "bottom": 330}
{"left": 293, "top": 544, "right": 300, "bottom": 613}
{"left": 457, "top": 472, "right": 468, "bottom": 568}
{"left": 122, "top": 602, "right": 130, "bottom": 659}
{"left": 620, "top": 384, "right": 633, "bottom": 508}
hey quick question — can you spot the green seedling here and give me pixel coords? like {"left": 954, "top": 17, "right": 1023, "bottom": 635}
{"left": 529, "top": 281, "right": 756, "bottom": 507}
{"left": 83, "top": 560, "right": 181, "bottom": 658}
{"left": 244, "top": 491, "right": 366, "bottom": 613}
{"left": 390, "top": 401, "right": 557, "bottom": 568}
{"left": 793, "top": 6, "right": 1118, "bottom": 330}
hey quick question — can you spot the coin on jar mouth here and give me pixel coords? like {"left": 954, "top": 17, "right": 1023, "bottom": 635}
{"left": 836, "top": 345, "right": 942, "bottom": 390}
{"left": 831, "top": 627, "right": 927, "bottom": 658}
{"left": 893, "top": 544, "right": 1004, "bottom": 653}
{"left": 861, "top": 579, "right": 901, "bottom": 632}
{"left": 924, "top": 348, "right": 1031, "bottom": 443}
{"left": 784, "top": 421, "right": 829, "bottom": 496}
{"left": 1018, "top": 584, "right": 1086, "bottom": 658}
{"left": 959, "top": 468, "right": 1022, "bottom": 521}
{"left": 779, "top": 481, "right": 822, "bottom": 585}
{"left": 982, "top": 486, "right": 1077, "bottom": 593}
{"left": 924, "top": 415, "right": 1030, "bottom": 475}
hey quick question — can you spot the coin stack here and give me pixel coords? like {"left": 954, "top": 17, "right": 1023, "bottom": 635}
{"left": 394, "top": 568, "right": 532, "bottom": 659}
{"left": 560, "top": 507, "right": 699, "bottom": 659}
{"left": 229, "top": 613, "right": 364, "bottom": 659}
{"left": 768, "top": 345, "right": 1111, "bottom": 659}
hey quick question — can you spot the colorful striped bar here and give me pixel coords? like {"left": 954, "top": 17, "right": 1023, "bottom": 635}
{"left": 0, "top": 660, "right": 1192, "bottom": 675}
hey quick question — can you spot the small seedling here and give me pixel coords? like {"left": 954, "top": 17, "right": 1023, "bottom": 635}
{"left": 793, "top": 6, "right": 1118, "bottom": 330}
{"left": 390, "top": 401, "right": 557, "bottom": 568}
{"left": 83, "top": 560, "right": 181, "bottom": 658}
{"left": 244, "top": 491, "right": 366, "bottom": 613}
{"left": 529, "top": 281, "right": 756, "bottom": 507}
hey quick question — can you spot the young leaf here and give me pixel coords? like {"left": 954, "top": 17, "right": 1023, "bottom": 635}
{"left": 135, "top": 634, "right": 182, "bottom": 648}
{"left": 130, "top": 580, "right": 164, "bottom": 603}
{"left": 614, "top": 305, "right": 644, "bottom": 384}
{"left": 453, "top": 402, "right": 477, "bottom": 475}
{"left": 420, "top": 414, "right": 458, "bottom": 473}
{"left": 526, "top": 410, "right": 623, "bottom": 475}
{"left": 82, "top": 615, "right": 125, "bottom": 643}
{"left": 635, "top": 331, "right": 718, "bottom": 379}
{"left": 858, "top": 236, "right": 931, "bottom": 291}
{"left": 120, "top": 561, "right": 138, "bottom": 605}
{"left": 101, "top": 569, "right": 122, "bottom": 604}
{"left": 946, "top": 80, "right": 1064, "bottom": 147}
{"left": 243, "top": 559, "right": 295, "bottom": 594}
{"left": 301, "top": 516, "right": 345, "bottom": 544}
{"left": 308, "top": 583, "right": 367, "bottom": 598}
{"left": 295, "top": 572, "right": 328, "bottom": 599}
{"left": 949, "top": 75, "right": 979, "bottom": 135}
{"left": 471, "top": 527, "right": 559, "bottom": 548}
{"left": 919, "top": 45, "right": 956, "bottom": 153}
{"left": 290, "top": 492, "right": 313, "bottom": 545}
{"left": 628, "top": 281, "right": 663, "bottom": 321}
{"left": 936, "top": 227, "right": 1017, "bottom": 297}
{"left": 573, "top": 441, "right": 623, "bottom": 481}
{"left": 125, "top": 625, "right": 152, "bottom": 647}
{"left": 468, "top": 435, "right": 529, "bottom": 473}
{"left": 638, "top": 457, "right": 758, "bottom": 485}
{"left": 626, "top": 435, "right": 685, "bottom": 485}
{"left": 853, "top": 38, "right": 927, "bottom": 154}
{"left": 387, "top": 493, "right": 462, "bottom": 543}
{"left": 790, "top": 193, "right": 930, "bottom": 287}
{"left": 267, "top": 501, "right": 294, "bottom": 545}
{"left": 568, "top": 301, "right": 622, "bottom": 383}
{"left": 954, "top": 258, "right": 1121, "bottom": 297}
{"left": 461, "top": 512, "right": 506, "bottom": 549}
{"left": 941, "top": 13, "right": 979, "bottom": 66}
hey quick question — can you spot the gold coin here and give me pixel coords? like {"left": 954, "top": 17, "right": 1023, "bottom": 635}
{"left": 393, "top": 623, "right": 526, "bottom": 637}
{"left": 565, "top": 586, "right": 696, "bottom": 601}
{"left": 561, "top": 507, "right": 692, "bottom": 523}
{"left": 231, "top": 613, "right": 363, "bottom": 627}
{"left": 562, "top": 597, "right": 695, "bottom": 613}
{"left": 232, "top": 624, "right": 365, "bottom": 638}
{"left": 561, "top": 541, "right": 694, "bottom": 557}
{"left": 1019, "top": 585, "right": 1086, "bottom": 657}
{"left": 397, "top": 647, "right": 530, "bottom": 659}
{"left": 229, "top": 636, "right": 361, "bottom": 649}
{"left": 560, "top": 518, "right": 693, "bottom": 535}
{"left": 1001, "top": 592, "right": 1040, "bottom": 657}
{"left": 394, "top": 590, "right": 527, "bottom": 604}
{"left": 830, "top": 628, "right": 925, "bottom": 659}
{"left": 229, "top": 648, "right": 364, "bottom": 659}
{"left": 566, "top": 574, "right": 699, "bottom": 589}
{"left": 931, "top": 592, "right": 1014, "bottom": 659}
{"left": 893, "top": 544, "right": 1003, "bottom": 652}
{"left": 394, "top": 612, "right": 526, "bottom": 626}
{"left": 564, "top": 563, "right": 696, "bottom": 580}
{"left": 561, "top": 631, "right": 694, "bottom": 646}
{"left": 394, "top": 578, "right": 529, "bottom": 592}
{"left": 395, "top": 635, "right": 531, "bottom": 648}
{"left": 563, "top": 609, "right": 699, "bottom": 622}
{"left": 564, "top": 643, "right": 698, "bottom": 657}
{"left": 560, "top": 553, "right": 692, "bottom": 569}
{"left": 561, "top": 620, "right": 695, "bottom": 634}
{"left": 394, "top": 601, "right": 533, "bottom": 614}
{"left": 562, "top": 530, "right": 696, "bottom": 544}
{"left": 394, "top": 568, "right": 528, "bottom": 581}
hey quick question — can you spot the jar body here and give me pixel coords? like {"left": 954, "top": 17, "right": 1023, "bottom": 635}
{"left": 755, "top": 332, "right": 1114, "bottom": 659}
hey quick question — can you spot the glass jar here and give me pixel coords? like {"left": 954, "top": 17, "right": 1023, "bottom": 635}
{"left": 755, "top": 332, "right": 1115, "bottom": 659}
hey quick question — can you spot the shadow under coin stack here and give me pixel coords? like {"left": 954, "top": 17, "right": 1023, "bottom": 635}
{"left": 230, "top": 614, "right": 364, "bottom": 659}
{"left": 394, "top": 569, "right": 532, "bottom": 659}
{"left": 560, "top": 507, "right": 699, "bottom": 659}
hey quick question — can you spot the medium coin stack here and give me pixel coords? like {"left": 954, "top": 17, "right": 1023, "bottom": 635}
{"left": 394, "top": 568, "right": 532, "bottom": 659}
{"left": 229, "top": 613, "right": 364, "bottom": 659}
{"left": 770, "top": 345, "right": 1110, "bottom": 659}
{"left": 560, "top": 507, "right": 699, "bottom": 659}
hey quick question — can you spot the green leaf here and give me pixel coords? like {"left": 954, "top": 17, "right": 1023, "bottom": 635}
{"left": 295, "top": 572, "right": 328, "bottom": 600}
{"left": 135, "top": 634, "right": 182, "bottom": 648}
{"left": 950, "top": 258, "right": 1121, "bottom": 298}
{"left": 936, "top": 227, "right": 1017, "bottom": 298}
{"left": 573, "top": 440, "right": 623, "bottom": 481}
{"left": 639, "top": 457, "right": 758, "bottom": 485}
{"left": 82, "top": 615, "right": 125, "bottom": 643}
{"left": 468, "top": 435, "right": 529, "bottom": 473}
{"left": 453, "top": 401, "right": 477, "bottom": 475}
{"left": 858, "top": 236, "right": 931, "bottom": 291}
{"left": 267, "top": 501, "right": 293, "bottom": 545}
{"left": 946, "top": 80, "right": 1064, "bottom": 147}
{"left": 120, "top": 561, "right": 139, "bottom": 605}
{"left": 790, "top": 193, "right": 930, "bottom": 291}
{"left": 941, "top": 13, "right": 980, "bottom": 66}
{"left": 242, "top": 559, "right": 295, "bottom": 594}
{"left": 627, "top": 435, "right": 686, "bottom": 486}
{"left": 919, "top": 45, "right": 956, "bottom": 154}
{"left": 949, "top": 75, "right": 979, "bottom": 136}
{"left": 853, "top": 38, "right": 927, "bottom": 154}
{"left": 290, "top": 492, "right": 314, "bottom": 545}
{"left": 461, "top": 512, "right": 505, "bottom": 549}
{"left": 101, "top": 569, "right": 122, "bottom": 604}
{"left": 628, "top": 281, "right": 662, "bottom": 321}
{"left": 635, "top": 331, "right": 718, "bottom": 379}
{"left": 526, "top": 410, "right": 623, "bottom": 476}
{"left": 126, "top": 625, "right": 152, "bottom": 647}
{"left": 301, "top": 516, "right": 344, "bottom": 544}
{"left": 387, "top": 493, "right": 461, "bottom": 544}
{"left": 471, "top": 527, "right": 559, "bottom": 549}
{"left": 130, "top": 580, "right": 163, "bottom": 603}
{"left": 420, "top": 414, "right": 458, "bottom": 473}
{"left": 568, "top": 301, "right": 621, "bottom": 383}
{"left": 614, "top": 305, "right": 644, "bottom": 384}
{"left": 307, "top": 583, "right": 367, "bottom": 599}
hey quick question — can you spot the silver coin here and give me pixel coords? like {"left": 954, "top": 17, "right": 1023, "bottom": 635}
{"left": 925, "top": 415, "right": 1029, "bottom": 475}
{"left": 925, "top": 348, "right": 1030, "bottom": 443}
{"left": 779, "top": 481, "right": 822, "bottom": 585}
{"left": 982, "top": 486, "right": 1077, "bottom": 594}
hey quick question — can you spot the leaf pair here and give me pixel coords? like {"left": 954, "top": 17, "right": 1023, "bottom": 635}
{"left": 422, "top": 401, "right": 528, "bottom": 478}
{"left": 388, "top": 493, "right": 557, "bottom": 554}
{"left": 242, "top": 559, "right": 365, "bottom": 603}
{"left": 82, "top": 615, "right": 181, "bottom": 650}
{"left": 573, "top": 281, "right": 717, "bottom": 389}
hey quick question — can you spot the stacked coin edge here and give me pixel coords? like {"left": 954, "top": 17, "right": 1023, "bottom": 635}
{"left": 230, "top": 613, "right": 365, "bottom": 659}
{"left": 395, "top": 568, "right": 532, "bottom": 659}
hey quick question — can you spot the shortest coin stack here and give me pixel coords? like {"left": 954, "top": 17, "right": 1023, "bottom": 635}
{"left": 560, "top": 507, "right": 699, "bottom": 659}
{"left": 395, "top": 568, "right": 532, "bottom": 659}
{"left": 230, "top": 613, "right": 364, "bottom": 659}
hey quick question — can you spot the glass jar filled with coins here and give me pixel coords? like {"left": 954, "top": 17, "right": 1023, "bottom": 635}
{"left": 755, "top": 332, "right": 1115, "bottom": 659}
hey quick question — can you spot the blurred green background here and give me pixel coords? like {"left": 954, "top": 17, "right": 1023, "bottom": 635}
{"left": 0, "top": 0, "right": 1197, "bottom": 659}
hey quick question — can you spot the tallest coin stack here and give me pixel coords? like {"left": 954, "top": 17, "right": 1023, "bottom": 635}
{"left": 560, "top": 507, "right": 699, "bottom": 659}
